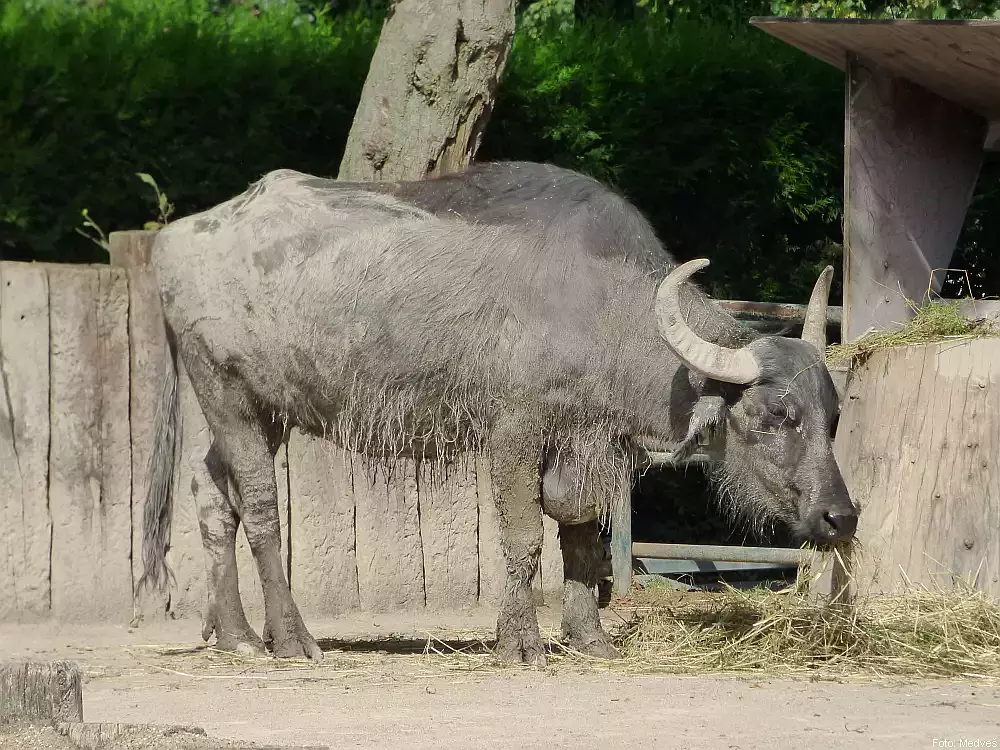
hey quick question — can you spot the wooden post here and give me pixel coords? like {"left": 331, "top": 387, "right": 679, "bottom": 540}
{"left": 835, "top": 339, "right": 1000, "bottom": 597}
{"left": 0, "top": 661, "right": 83, "bottom": 725}
{"left": 109, "top": 231, "right": 171, "bottom": 620}
{"left": 842, "top": 55, "right": 986, "bottom": 341}
{"left": 610, "top": 494, "right": 632, "bottom": 596}
{"left": 0, "top": 263, "right": 52, "bottom": 622}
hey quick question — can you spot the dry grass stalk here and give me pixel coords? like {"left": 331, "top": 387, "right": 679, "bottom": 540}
{"left": 608, "top": 577, "right": 1000, "bottom": 680}
{"left": 826, "top": 298, "right": 999, "bottom": 367}
{"left": 127, "top": 561, "right": 1000, "bottom": 682}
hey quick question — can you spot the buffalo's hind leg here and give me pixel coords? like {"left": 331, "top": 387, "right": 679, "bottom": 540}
{"left": 197, "top": 441, "right": 265, "bottom": 656}
{"left": 558, "top": 521, "right": 620, "bottom": 659}
{"left": 183, "top": 353, "right": 321, "bottom": 662}
{"left": 488, "top": 414, "right": 547, "bottom": 667}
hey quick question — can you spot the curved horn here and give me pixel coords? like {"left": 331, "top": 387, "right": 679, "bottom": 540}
{"left": 655, "top": 259, "right": 761, "bottom": 384}
{"left": 801, "top": 265, "right": 834, "bottom": 353}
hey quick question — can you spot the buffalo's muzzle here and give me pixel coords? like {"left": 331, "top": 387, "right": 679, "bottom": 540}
{"left": 807, "top": 507, "right": 858, "bottom": 543}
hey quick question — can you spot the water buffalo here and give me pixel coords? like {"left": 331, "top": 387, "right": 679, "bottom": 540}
{"left": 138, "top": 163, "right": 856, "bottom": 665}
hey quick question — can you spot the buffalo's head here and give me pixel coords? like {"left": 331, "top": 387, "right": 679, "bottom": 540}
{"left": 655, "top": 259, "right": 857, "bottom": 545}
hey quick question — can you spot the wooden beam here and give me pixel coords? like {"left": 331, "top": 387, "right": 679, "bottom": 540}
{"left": 631, "top": 542, "right": 814, "bottom": 567}
{"left": 716, "top": 300, "right": 842, "bottom": 328}
{"left": 610, "top": 494, "right": 633, "bottom": 596}
{"left": 750, "top": 18, "right": 1000, "bottom": 121}
{"left": 842, "top": 55, "right": 986, "bottom": 341}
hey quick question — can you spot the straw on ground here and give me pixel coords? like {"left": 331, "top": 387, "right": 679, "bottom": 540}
{"left": 131, "top": 570, "right": 1000, "bottom": 683}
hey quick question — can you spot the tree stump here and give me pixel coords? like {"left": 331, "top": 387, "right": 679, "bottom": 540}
{"left": 0, "top": 661, "right": 83, "bottom": 725}
{"left": 834, "top": 338, "right": 1000, "bottom": 597}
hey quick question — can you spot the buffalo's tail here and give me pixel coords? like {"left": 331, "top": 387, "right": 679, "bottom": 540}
{"left": 136, "top": 330, "right": 181, "bottom": 597}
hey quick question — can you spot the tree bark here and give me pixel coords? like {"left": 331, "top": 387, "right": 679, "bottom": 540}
{"left": 834, "top": 339, "right": 1000, "bottom": 598}
{"left": 338, "top": 0, "right": 516, "bottom": 182}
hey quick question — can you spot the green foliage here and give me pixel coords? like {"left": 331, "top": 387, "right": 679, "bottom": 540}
{"left": 519, "top": 0, "right": 575, "bottom": 37}
{"left": 0, "top": 0, "right": 380, "bottom": 263}
{"left": 481, "top": 14, "right": 845, "bottom": 302}
{"left": 136, "top": 172, "right": 175, "bottom": 229}
{"left": 2, "top": 0, "right": 848, "bottom": 305}
{"left": 771, "top": 0, "right": 1000, "bottom": 18}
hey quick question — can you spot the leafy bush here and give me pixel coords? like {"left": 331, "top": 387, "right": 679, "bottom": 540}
{"left": 0, "top": 0, "right": 380, "bottom": 263}
{"left": 481, "top": 13, "right": 845, "bottom": 303}
{"left": 771, "top": 0, "right": 1000, "bottom": 18}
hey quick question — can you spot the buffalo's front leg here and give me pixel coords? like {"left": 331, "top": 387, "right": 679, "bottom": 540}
{"left": 196, "top": 441, "right": 265, "bottom": 656}
{"left": 559, "top": 521, "right": 620, "bottom": 659}
{"left": 183, "top": 354, "right": 321, "bottom": 662}
{"left": 488, "top": 416, "right": 546, "bottom": 667}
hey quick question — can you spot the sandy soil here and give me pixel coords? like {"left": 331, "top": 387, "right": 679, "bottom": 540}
{"left": 3, "top": 606, "right": 1000, "bottom": 750}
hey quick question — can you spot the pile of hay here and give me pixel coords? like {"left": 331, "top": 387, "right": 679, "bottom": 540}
{"left": 826, "top": 299, "right": 1000, "bottom": 367}
{"left": 603, "top": 576, "right": 1000, "bottom": 680}
{"left": 408, "top": 567, "right": 1000, "bottom": 681}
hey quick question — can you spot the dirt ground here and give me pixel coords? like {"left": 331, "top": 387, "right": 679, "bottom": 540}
{"left": 3, "top": 605, "right": 1000, "bottom": 750}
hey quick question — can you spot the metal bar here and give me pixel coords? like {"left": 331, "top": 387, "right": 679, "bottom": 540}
{"left": 631, "top": 542, "right": 816, "bottom": 566}
{"left": 611, "top": 498, "right": 633, "bottom": 596}
{"left": 717, "top": 300, "right": 843, "bottom": 327}
{"left": 644, "top": 451, "right": 711, "bottom": 468}
{"left": 637, "top": 558, "right": 798, "bottom": 574}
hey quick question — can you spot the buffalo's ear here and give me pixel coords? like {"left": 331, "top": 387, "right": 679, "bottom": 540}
{"left": 671, "top": 395, "right": 726, "bottom": 465}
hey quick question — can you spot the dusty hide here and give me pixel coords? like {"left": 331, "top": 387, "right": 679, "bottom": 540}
{"left": 152, "top": 169, "right": 681, "bottom": 521}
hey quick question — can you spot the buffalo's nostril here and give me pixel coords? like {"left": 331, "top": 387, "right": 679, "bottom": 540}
{"left": 822, "top": 511, "right": 858, "bottom": 539}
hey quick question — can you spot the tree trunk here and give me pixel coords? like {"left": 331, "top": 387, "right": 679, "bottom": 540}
{"left": 834, "top": 339, "right": 1000, "bottom": 597}
{"left": 338, "top": 0, "right": 516, "bottom": 182}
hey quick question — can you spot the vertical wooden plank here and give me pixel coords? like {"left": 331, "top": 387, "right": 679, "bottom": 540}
{"left": 610, "top": 493, "right": 632, "bottom": 596}
{"left": 842, "top": 56, "right": 986, "bottom": 342}
{"left": 236, "top": 444, "right": 291, "bottom": 626}
{"left": 109, "top": 233, "right": 164, "bottom": 603}
{"left": 475, "top": 455, "right": 505, "bottom": 608}
{"left": 353, "top": 456, "right": 425, "bottom": 612}
{"left": 165, "top": 362, "right": 216, "bottom": 620}
{"left": 418, "top": 457, "right": 479, "bottom": 610}
{"left": 48, "top": 267, "right": 132, "bottom": 622}
{"left": 539, "top": 514, "right": 564, "bottom": 606}
{"left": 0, "top": 263, "right": 52, "bottom": 621}
{"left": 287, "top": 432, "right": 360, "bottom": 617}
{"left": 836, "top": 340, "right": 1000, "bottom": 597}
{"left": 108, "top": 231, "right": 174, "bottom": 621}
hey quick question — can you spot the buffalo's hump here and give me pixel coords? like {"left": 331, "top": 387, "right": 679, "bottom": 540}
{"left": 152, "top": 169, "right": 674, "bottom": 459}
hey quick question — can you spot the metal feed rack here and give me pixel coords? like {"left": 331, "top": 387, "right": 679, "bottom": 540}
{"left": 609, "top": 300, "right": 840, "bottom": 595}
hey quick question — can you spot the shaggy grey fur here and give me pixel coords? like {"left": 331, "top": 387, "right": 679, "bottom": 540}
{"left": 138, "top": 162, "right": 856, "bottom": 664}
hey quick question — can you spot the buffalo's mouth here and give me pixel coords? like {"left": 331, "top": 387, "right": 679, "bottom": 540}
{"left": 807, "top": 506, "right": 858, "bottom": 543}
{"left": 790, "top": 503, "right": 858, "bottom": 545}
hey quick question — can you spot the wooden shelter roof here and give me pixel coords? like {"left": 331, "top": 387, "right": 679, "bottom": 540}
{"left": 750, "top": 18, "right": 1000, "bottom": 121}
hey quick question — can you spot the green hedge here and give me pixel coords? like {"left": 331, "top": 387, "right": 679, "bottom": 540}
{"left": 4, "top": 0, "right": 998, "bottom": 300}
{"left": 481, "top": 14, "right": 844, "bottom": 303}
{"left": 0, "top": 0, "right": 381, "bottom": 263}
{"left": 2, "top": 0, "right": 844, "bottom": 305}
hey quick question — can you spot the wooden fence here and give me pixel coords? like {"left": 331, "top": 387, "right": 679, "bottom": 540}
{"left": 1, "top": 232, "right": 852, "bottom": 625}
{"left": 0, "top": 239, "right": 566, "bottom": 625}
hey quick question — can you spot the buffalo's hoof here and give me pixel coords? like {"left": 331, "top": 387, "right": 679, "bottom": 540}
{"left": 495, "top": 633, "right": 547, "bottom": 667}
{"left": 217, "top": 631, "right": 267, "bottom": 658}
{"left": 202, "top": 612, "right": 266, "bottom": 657}
{"left": 264, "top": 623, "right": 324, "bottom": 662}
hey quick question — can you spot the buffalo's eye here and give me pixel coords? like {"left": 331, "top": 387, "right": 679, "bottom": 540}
{"left": 765, "top": 401, "right": 788, "bottom": 420}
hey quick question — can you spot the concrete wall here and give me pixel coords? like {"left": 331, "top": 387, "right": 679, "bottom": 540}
{"left": 0, "top": 255, "right": 565, "bottom": 625}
